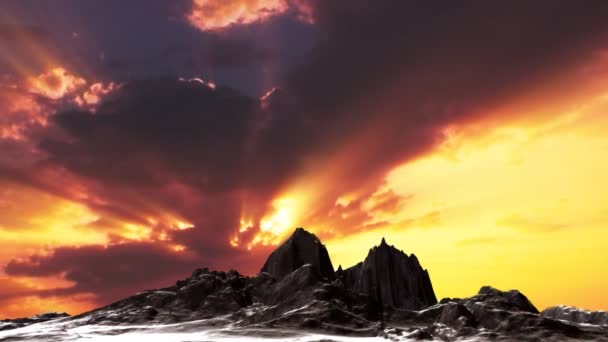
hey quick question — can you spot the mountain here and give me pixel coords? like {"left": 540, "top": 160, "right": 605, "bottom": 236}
{"left": 1, "top": 228, "right": 607, "bottom": 341}
{"left": 260, "top": 227, "right": 335, "bottom": 280}
{"left": 339, "top": 237, "right": 437, "bottom": 310}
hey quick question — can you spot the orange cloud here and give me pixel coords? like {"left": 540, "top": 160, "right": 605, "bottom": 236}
{"left": 187, "top": 0, "right": 313, "bottom": 31}
{"left": 0, "top": 84, "right": 44, "bottom": 141}
{"left": 73, "top": 82, "right": 119, "bottom": 108}
{"left": 26, "top": 67, "right": 86, "bottom": 100}
{"left": 0, "top": 67, "right": 117, "bottom": 143}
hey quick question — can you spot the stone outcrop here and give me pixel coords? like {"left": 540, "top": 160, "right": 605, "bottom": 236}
{"left": 260, "top": 227, "right": 335, "bottom": 280}
{"left": 3, "top": 228, "right": 607, "bottom": 341}
{"left": 542, "top": 305, "right": 608, "bottom": 326}
{"left": 477, "top": 285, "right": 539, "bottom": 313}
{"left": 340, "top": 237, "right": 437, "bottom": 310}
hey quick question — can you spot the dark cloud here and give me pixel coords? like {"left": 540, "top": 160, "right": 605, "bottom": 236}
{"left": 37, "top": 79, "right": 270, "bottom": 257}
{"left": 5, "top": 243, "right": 201, "bottom": 303}
{"left": 0, "top": 0, "right": 315, "bottom": 94}
{"left": 269, "top": 0, "right": 608, "bottom": 203}
{"left": 203, "top": 37, "right": 273, "bottom": 68}
{"left": 0, "top": 24, "right": 50, "bottom": 42}
{"left": 43, "top": 79, "right": 258, "bottom": 192}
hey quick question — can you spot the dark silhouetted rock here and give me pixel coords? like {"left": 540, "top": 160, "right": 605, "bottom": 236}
{"left": 341, "top": 237, "right": 437, "bottom": 310}
{"left": 260, "top": 227, "right": 335, "bottom": 280}
{"left": 3, "top": 228, "right": 607, "bottom": 341}
{"left": 263, "top": 264, "right": 322, "bottom": 306}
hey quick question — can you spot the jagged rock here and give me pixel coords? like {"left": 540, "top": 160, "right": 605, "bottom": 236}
{"left": 263, "top": 264, "right": 322, "bottom": 306}
{"left": 542, "top": 305, "right": 608, "bottom": 325}
{"left": 3, "top": 228, "right": 607, "bottom": 341}
{"left": 341, "top": 237, "right": 437, "bottom": 310}
{"left": 177, "top": 274, "right": 220, "bottom": 309}
{"left": 260, "top": 227, "right": 335, "bottom": 280}
{"left": 436, "top": 302, "right": 477, "bottom": 327}
{"left": 476, "top": 286, "right": 539, "bottom": 313}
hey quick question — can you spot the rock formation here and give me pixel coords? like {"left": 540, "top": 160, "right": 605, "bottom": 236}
{"left": 260, "top": 227, "right": 335, "bottom": 280}
{"left": 1, "top": 228, "right": 606, "bottom": 341}
{"left": 542, "top": 305, "right": 608, "bottom": 326}
{"left": 340, "top": 237, "right": 437, "bottom": 310}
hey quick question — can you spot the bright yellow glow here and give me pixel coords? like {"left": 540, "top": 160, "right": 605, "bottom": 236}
{"left": 326, "top": 91, "right": 608, "bottom": 311}
{"left": 252, "top": 197, "right": 297, "bottom": 247}
{"left": 173, "top": 220, "right": 193, "bottom": 230}
{"left": 235, "top": 195, "right": 306, "bottom": 249}
{"left": 239, "top": 218, "right": 254, "bottom": 233}
{"left": 260, "top": 198, "right": 294, "bottom": 235}
{"left": 26, "top": 67, "right": 86, "bottom": 100}
{"left": 121, "top": 223, "right": 153, "bottom": 241}
{"left": 171, "top": 244, "right": 186, "bottom": 252}
{"left": 0, "top": 181, "right": 106, "bottom": 248}
{"left": 229, "top": 235, "right": 240, "bottom": 247}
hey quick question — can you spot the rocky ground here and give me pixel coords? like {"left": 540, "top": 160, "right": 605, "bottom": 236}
{"left": 1, "top": 228, "right": 607, "bottom": 341}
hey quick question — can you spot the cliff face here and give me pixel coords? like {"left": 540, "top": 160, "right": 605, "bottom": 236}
{"left": 340, "top": 238, "right": 437, "bottom": 310}
{"left": 260, "top": 227, "right": 335, "bottom": 280}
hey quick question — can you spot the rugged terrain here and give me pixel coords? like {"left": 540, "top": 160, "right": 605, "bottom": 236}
{"left": 1, "top": 228, "right": 607, "bottom": 341}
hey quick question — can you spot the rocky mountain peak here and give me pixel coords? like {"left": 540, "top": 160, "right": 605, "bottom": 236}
{"left": 260, "top": 228, "right": 335, "bottom": 280}
{"left": 341, "top": 237, "right": 437, "bottom": 310}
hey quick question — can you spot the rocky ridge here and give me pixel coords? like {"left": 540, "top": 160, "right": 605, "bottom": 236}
{"left": 1, "top": 228, "right": 607, "bottom": 341}
{"left": 339, "top": 237, "right": 437, "bottom": 310}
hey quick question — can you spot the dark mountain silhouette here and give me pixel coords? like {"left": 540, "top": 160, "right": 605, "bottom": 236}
{"left": 339, "top": 237, "right": 437, "bottom": 310}
{"left": 260, "top": 227, "right": 335, "bottom": 280}
{"left": 1, "top": 228, "right": 607, "bottom": 341}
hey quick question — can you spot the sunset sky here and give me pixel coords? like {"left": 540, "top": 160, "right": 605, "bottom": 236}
{"left": 1, "top": 0, "right": 608, "bottom": 318}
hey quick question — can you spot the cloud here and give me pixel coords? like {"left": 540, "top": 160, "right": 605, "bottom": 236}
{"left": 26, "top": 67, "right": 87, "bottom": 100}
{"left": 0, "top": 25, "right": 50, "bottom": 43}
{"left": 263, "top": 0, "right": 608, "bottom": 231}
{"left": 0, "top": 278, "right": 40, "bottom": 300}
{"left": 23, "top": 0, "right": 608, "bottom": 257}
{"left": 40, "top": 79, "right": 258, "bottom": 201}
{"left": 203, "top": 37, "right": 272, "bottom": 68}
{"left": 187, "top": 0, "right": 313, "bottom": 31}
{"left": 4, "top": 0, "right": 608, "bottom": 315}
{"left": 27, "top": 79, "right": 281, "bottom": 263}
{"left": 4, "top": 243, "right": 201, "bottom": 304}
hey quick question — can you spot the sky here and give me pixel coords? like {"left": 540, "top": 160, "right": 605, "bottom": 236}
{"left": 0, "top": 0, "right": 608, "bottom": 318}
